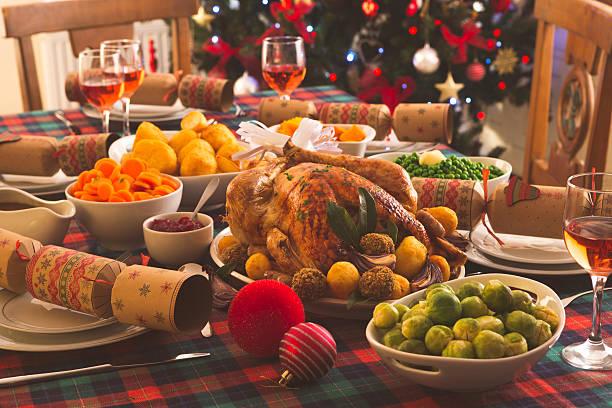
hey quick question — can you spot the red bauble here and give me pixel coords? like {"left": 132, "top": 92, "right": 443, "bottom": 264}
{"left": 466, "top": 62, "right": 486, "bottom": 82}
{"left": 492, "top": 0, "right": 511, "bottom": 12}
{"left": 361, "top": 0, "right": 379, "bottom": 17}
{"left": 228, "top": 280, "right": 305, "bottom": 358}
{"left": 279, "top": 322, "right": 337, "bottom": 385}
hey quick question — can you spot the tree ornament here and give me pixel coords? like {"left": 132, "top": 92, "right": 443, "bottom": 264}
{"left": 493, "top": 48, "right": 518, "bottom": 75}
{"left": 361, "top": 0, "right": 379, "bottom": 17}
{"left": 491, "top": 0, "right": 512, "bottom": 12}
{"left": 192, "top": 6, "right": 215, "bottom": 31}
{"left": 278, "top": 322, "right": 337, "bottom": 385}
{"left": 405, "top": 0, "right": 422, "bottom": 16}
{"left": 233, "top": 71, "right": 259, "bottom": 95}
{"left": 435, "top": 71, "right": 464, "bottom": 101}
{"left": 466, "top": 61, "right": 486, "bottom": 82}
{"left": 228, "top": 280, "right": 305, "bottom": 358}
{"left": 412, "top": 43, "right": 440, "bottom": 74}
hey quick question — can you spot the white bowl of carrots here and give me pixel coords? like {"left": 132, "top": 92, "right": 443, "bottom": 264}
{"left": 66, "top": 158, "right": 183, "bottom": 251}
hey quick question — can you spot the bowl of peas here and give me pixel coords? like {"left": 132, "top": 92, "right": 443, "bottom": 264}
{"left": 369, "top": 151, "right": 511, "bottom": 198}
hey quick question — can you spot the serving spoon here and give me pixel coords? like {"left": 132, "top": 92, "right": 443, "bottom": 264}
{"left": 191, "top": 177, "right": 220, "bottom": 222}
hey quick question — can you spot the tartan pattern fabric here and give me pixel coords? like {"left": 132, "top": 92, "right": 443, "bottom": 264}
{"left": 0, "top": 87, "right": 609, "bottom": 407}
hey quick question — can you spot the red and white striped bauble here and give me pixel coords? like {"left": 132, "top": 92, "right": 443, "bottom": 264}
{"left": 278, "top": 322, "right": 337, "bottom": 385}
{"left": 466, "top": 61, "right": 486, "bottom": 82}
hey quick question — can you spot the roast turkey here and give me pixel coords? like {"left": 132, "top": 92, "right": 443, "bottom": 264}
{"left": 226, "top": 143, "right": 447, "bottom": 274}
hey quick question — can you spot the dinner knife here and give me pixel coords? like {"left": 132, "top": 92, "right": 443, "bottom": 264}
{"left": 0, "top": 352, "right": 210, "bottom": 388}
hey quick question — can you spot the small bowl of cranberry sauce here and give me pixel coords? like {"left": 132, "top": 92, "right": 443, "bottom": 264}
{"left": 143, "top": 212, "right": 213, "bottom": 267}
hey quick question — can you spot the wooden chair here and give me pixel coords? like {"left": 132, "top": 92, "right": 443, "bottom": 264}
{"left": 523, "top": 0, "right": 612, "bottom": 185}
{"left": 1, "top": 0, "right": 199, "bottom": 111}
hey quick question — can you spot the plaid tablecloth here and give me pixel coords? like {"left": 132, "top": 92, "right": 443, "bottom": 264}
{"left": 0, "top": 87, "right": 610, "bottom": 407}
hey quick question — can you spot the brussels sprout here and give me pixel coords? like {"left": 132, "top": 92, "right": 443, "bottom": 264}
{"left": 402, "top": 301, "right": 428, "bottom": 321}
{"left": 424, "top": 325, "right": 454, "bottom": 355}
{"left": 453, "top": 318, "right": 481, "bottom": 341}
{"left": 425, "top": 283, "right": 454, "bottom": 297}
{"left": 373, "top": 303, "right": 399, "bottom": 329}
{"left": 426, "top": 291, "right": 462, "bottom": 326}
{"left": 397, "top": 339, "right": 428, "bottom": 355}
{"left": 504, "top": 310, "right": 537, "bottom": 338}
{"left": 526, "top": 320, "right": 552, "bottom": 349}
{"left": 395, "top": 304, "right": 410, "bottom": 320}
{"left": 442, "top": 340, "right": 475, "bottom": 358}
{"left": 531, "top": 305, "right": 560, "bottom": 331}
{"left": 455, "top": 282, "right": 484, "bottom": 300}
{"left": 475, "top": 315, "right": 505, "bottom": 335}
{"left": 383, "top": 327, "right": 406, "bottom": 349}
{"left": 511, "top": 290, "right": 535, "bottom": 313}
{"left": 401, "top": 315, "right": 434, "bottom": 340}
{"left": 461, "top": 296, "right": 490, "bottom": 318}
{"left": 482, "top": 280, "right": 513, "bottom": 313}
{"left": 473, "top": 330, "right": 506, "bottom": 359}
{"left": 504, "top": 332, "right": 528, "bottom": 357}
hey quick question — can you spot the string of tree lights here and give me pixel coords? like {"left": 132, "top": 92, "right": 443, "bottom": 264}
{"left": 192, "top": 0, "right": 536, "bottom": 155}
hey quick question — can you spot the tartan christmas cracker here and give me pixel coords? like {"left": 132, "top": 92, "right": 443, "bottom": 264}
{"left": 0, "top": 228, "right": 42, "bottom": 294}
{"left": 178, "top": 74, "right": 234, "bottom": 112}
{"left": 257, "top": 97, "right": 317, "bottom": 126}
{"left": 392, "top": 103, "right": 453, "bottom": 143}
{"left": 56, "top": 133, "right": 120, "bottom": 176}
{"left": 318, "top": 102, "right": 391, "bottom": 140}
{"left": 111, "top": 265, "right": 212, "bottom": 332}
{"left": 25, "top": 245, "right": 125, "bottom": 318}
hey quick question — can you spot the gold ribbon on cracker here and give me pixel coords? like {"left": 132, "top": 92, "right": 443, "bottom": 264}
{"left": 25, "top": 245, "right": 124, "bottom": 318}
{"left": 318, "top": 102, "right": 391, "bottom": 140}
{"left": 257, "top": 97, "right": 317, "bottom": 127}
{"left": 0, "top": 229, "right": 42, "bottom": 294}
{"left": 392, "top": 103, "right": 453, "bottom": 143}
{"left": 111, "top": 265, "right": 212, "bottom": 332}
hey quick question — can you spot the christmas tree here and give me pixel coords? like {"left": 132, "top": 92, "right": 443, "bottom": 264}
{"left": 192, "top": 0, "right": 536, "bottom": 155}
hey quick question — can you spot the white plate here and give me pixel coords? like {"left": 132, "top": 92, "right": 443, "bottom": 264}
{"left": 0, "top": 171, "right": 76, "bottom": 194}
{"left": 109, "top": 133, "right": 241, "bottom": 208}
{"left": 0, "top": 290, "right": 117, "bottom": 334}
{"left": 458, "top": 231, "right": 583, "bottom": 275}
{"left": 210, "top": 227, "right": 465, "bottom": 320}
{"left": 111, "top": 100, "right": 186, "bottom": 119}
{"left": 83, "top": 104, "right": 196, "bottom": 122}
{"left": 470, "top": 222, "right": 574, "bottom": 265}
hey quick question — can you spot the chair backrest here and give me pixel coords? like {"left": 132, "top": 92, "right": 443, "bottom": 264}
{"left": 1, "top": 0, "right": 199, "bottom": 111}
{"left": 523, "top": 0, "right": 612, "bottom": 186}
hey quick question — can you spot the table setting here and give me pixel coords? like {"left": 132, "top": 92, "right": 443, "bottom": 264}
{"left": 0, "top": 31, "right": 609, "bottom": 408}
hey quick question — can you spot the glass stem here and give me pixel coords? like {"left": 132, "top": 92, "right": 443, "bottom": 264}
{"left": 280, "top": 94, "right": 290, "bottom": 101}
{"left": 123, "top": 97, "right": 131, "bottom": 137}
{"left": 102, "top": 110, "right": 111, "bottom": 134}
{"left": 589, "top": 275, "right": 607, "bottom": 343}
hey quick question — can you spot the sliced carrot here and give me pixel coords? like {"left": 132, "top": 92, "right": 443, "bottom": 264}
{"left": 81, "top": 193, "right": 100, "bottom": 201}
{"left": 153, "top": 185, "right": 174, "bottom": 196}
{"left": 84, "top": 183, "right": 98, "bottom": 195}
{"left": 160, "top": 175, "right": 180, "bottom": 190}
{"left": 131, "top": 180, "right": 150, "bottom": 192}
{"left": 121, "top": 158, "right": 147, "bottom": 180}
{"left": 112, "top": 175, "right": 132, "bottom": 192}
{"left": 108, "top": 193, "right": 127, "bottom": 202}
{"left": 115, "top": 190, "right": 134, "bottom": 202}
{"left": 137, "top": 171, "right": 162, "bottom": 189}
{"left": 73, "top": 190, "right": 86, "bottom": 198}
{"left": 83, "top": 169, "right": 101, "bottom": 184}
{"left": 97, "top": 181, "right": 114, "bottom": 201}
{"left": 94, "top": 158, "right": 119, "bottom": 178}
{"left": 133, "top": 192, "right": 153, "bottom": 201}
{"left": 109, "top": 165, "right": 122, "bottom": 181}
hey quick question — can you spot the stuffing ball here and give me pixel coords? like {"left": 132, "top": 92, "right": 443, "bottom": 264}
{"left": 219, "top": 243, "right": 248, "bottom": 272}
{"left": 359, "top": 266, "right": 395, "bottom": 299}
{"left": 360, "top": 233, "right": 395, "bottom": 256}
{"left": 291, "top": 268, "right": 327, "bottom": 301}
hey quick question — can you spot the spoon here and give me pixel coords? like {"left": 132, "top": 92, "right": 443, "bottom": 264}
{"left": 191, "top": 177, "right": 220, "bottom": 222}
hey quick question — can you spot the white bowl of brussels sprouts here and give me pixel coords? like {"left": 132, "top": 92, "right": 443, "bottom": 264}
{"left": 365, "top": 273, "right": 565, "bottom": 392}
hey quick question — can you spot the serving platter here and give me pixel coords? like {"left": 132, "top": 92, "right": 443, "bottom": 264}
{"left": 211, "top": 227, "right": 465, "bottom": 320}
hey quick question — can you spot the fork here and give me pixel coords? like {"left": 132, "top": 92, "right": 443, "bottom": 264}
{"left": 54, "top": 111, "right": 81, "bottom": 135}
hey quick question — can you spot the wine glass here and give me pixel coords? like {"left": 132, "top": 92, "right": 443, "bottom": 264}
{"left": 562, "top": 172, "right": 612, "bottom": 370}
{"left": 100, "top": 39, "right": 144, "bottom": 136}
{"left": 262, "top": 36, "right": 306, "bottom": 100}
{"left": 78, "top": 49, "right": 125, "bottom": 134}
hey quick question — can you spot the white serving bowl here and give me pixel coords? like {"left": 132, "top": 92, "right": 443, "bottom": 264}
{"left": 366, "top": 273, "right": 565, "bottom": 392}
{"left": 65, "top": 177, "right": 183, "bottom": 251}
{"left": 0, "top": 187, "right": 75, "bottom": 244}
{"left": 143, "top": 211, "right": 214, "bottom": 267}
{"left": 369, "top": 152, "right": 512, "bottom": 198}
{"left": 108, "top": 133, "right": 243, "bottom": 209}
{"left": 268, "top": 123, "right": 376, "bottom": 157}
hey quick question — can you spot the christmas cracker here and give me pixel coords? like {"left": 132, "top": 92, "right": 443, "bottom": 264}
{"left": 392, "top": 103, "right": 453, "bottom": 143}
{"left": 25, "top": 245, "right": 125, "bottom": 318}
{"left": 111, "top": 265, "right": 212, "bottom": 332}
{"left": 130, "top": 73, "right": 179, "bottom": 106}
{"left": 56, "top": 133, "right": 120, "bottom": 176}
{"left": 0, "top": 135, "right": 59, "bottom": 177}
{"left": 178, "top": 75, "right": 234, "bottom": 112}
{"left": 0, "top": 229, "right": 42, "bottom": 294}
{"left": 318, "top": 102, "right": 391, "bottom": 140}
{"left": 257, "top": 97, "right": 317, "bottom": 126}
